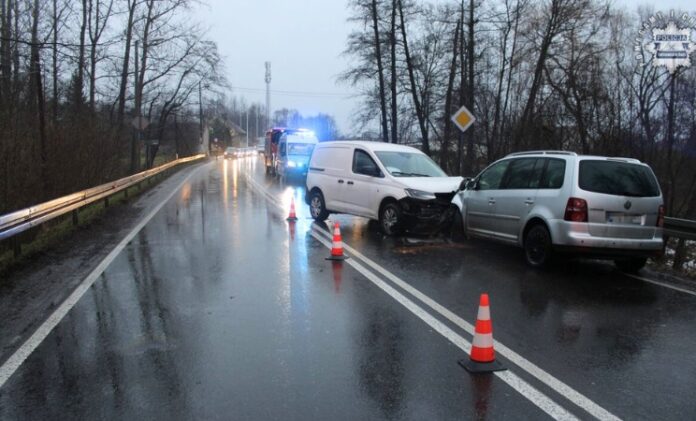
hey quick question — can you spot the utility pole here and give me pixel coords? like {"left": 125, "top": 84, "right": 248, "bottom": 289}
{"left": 132, "top": 40, "right": 140, "bottom": 173}
{"left": 246, "top": 110, "right": 249, "bottom": 147}
{"left": 198, "top": 79, "right": 203, "bottom": 144}
{"left": 265, "top": 61, "right": 271, "bottom": 128}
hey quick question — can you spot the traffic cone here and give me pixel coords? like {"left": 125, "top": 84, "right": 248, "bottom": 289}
{"left": 287, "top": 196, "right": 298, "bottom": 221}
{"left": 459, "top": 293, "right": 506, "bottom": 373}
{"left": 326, "top": 222, "right": 348, "bottom": 261}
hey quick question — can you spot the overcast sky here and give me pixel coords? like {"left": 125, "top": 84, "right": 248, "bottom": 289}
{"left": 194, "top": 0, "right": 695, "bottom": 136}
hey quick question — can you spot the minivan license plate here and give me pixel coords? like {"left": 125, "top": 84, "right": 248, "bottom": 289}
{"left": 606, "top": 213, "right": 643, "bottom": 225}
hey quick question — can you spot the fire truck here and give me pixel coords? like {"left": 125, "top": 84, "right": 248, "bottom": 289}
{"left": 264, "top": 128, "right": 285, "bottom": 175}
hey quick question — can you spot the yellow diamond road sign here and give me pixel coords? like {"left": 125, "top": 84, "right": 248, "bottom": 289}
{"left": 451, "top": 105, "right": 475, "bottom": 133}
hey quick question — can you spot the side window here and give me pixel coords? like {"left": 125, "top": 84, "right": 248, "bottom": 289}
{"left": 353, "top": 149, "right": 380, "bottom": 176}
{"left": 501, "top": 158, "right": 542, "bottom": 189}
{"left": 539, "top": 159, "right": 566, "bottom": 189}
{"left": 279, "top": 142, "right": 286, "bottom": 156}
{"left": 478, "top": 160, "right": 510, "bottom": 190}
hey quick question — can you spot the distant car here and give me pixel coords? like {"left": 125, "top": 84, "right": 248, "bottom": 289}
{"left": 452, "top": 151, "right": 664, "bottom": 272}
{"left": 305, "top": 141, "right": 462, "bottom": 235}
{"left": 223, "top": 147, "right": 235, "bottom": 159}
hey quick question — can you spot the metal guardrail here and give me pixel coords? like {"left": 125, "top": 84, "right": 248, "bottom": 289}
{"left": 0, "top": 154, "right": 206, "bottom": 242}
{"left": 664, "top": 217, "right": 696, "bottom": 241}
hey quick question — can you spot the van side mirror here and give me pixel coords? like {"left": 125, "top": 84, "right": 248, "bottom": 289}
{"left": 459, "top": 177, "right": 471, "bottom": 191}
{"left": 465, "top": 179, "right": 478, "bottom": 190}
{"left": 358, "top": 165, "right": 382, "bottom": 177}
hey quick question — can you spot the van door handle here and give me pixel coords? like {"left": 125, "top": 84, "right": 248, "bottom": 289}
{"left": 347, "top": 181, "right": 354, "bottom": 185}
{"left": 338, "top": 179, "right": 344, "bottom": 184}
{"left": 524, "top": 199, "right": 534, "bottom": 205}
{"left": 488, "top": 199, "right": 496, "bottom": 205}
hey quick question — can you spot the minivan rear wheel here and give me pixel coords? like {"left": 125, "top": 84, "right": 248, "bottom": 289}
{"left": 524, "top": 224, "right": 553, "bottom": 267}
{"left": 614, "top": 257, "right": 647, "bottom": 273}
{"left": 309, "top": 191, "right": 329, "bottom": 222}
{"left": 379, "top": 202, "right": 403, "bottom": 236}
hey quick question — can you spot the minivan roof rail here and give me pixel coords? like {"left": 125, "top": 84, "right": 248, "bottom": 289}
{"left": 505, "top": 150, "right": 577, "bottom": 157}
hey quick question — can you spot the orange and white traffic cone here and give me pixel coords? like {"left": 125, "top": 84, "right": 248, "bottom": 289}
{"left": 459, "top": 293, "right": 506, "bottom": 373}
{"left": 287, "top": 196, "right": 298, "bottom": 221}
{"left": 326, "top": 221, "right": 348, "bottom": 261}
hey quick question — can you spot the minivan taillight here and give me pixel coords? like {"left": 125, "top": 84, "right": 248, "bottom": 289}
{"left": 564, "top": 197, "right": 588, "bottom": 222}
{"left": 657, "top": 205, "right": 665, "bottom": 227}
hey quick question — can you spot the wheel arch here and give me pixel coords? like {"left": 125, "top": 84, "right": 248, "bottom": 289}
{"left": 522, "top": 217, "right": 551, "bottom": 246}
{"left": 378, "top": 196, "right": 399, "bottom": 218}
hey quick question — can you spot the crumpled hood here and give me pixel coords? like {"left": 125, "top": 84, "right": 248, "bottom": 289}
{"left": 397, "top": 176, "right": 463, "bottom": 194}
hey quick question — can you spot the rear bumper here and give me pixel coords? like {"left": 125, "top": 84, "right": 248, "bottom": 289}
{"left": 548, "top": 220, "right": 664, "bottom": 258}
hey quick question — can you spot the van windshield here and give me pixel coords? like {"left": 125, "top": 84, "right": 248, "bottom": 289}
{"left": 579, "top": 160, "right": 660, "bottom": 197}
{"left": 375, "top": 151, "right": 447, "bottom": 177}
{"left": 288, "top": 143, "right": 314, "bottom": 155}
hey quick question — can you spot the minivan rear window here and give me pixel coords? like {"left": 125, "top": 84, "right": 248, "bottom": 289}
{"left": 579, "top": 160, "right": 660, "bottom": 197}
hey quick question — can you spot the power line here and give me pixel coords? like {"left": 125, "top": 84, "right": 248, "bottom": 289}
{"left": 231, "top": 85, "right": 355, "bottom": 98}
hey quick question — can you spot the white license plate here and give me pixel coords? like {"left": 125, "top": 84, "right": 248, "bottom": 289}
{"left": 607, "top": 213, "right": 644, "bottom": 224}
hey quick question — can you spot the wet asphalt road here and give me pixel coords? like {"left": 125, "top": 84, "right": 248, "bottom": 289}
{"left": 1, "top": 157, "right": 695, "bottom": 420}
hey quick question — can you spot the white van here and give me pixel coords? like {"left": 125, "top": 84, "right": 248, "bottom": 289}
{"left": 305, "top": 141, "right": 463, "bottom": 235}
{"left": 276, "top": 129, "right": 319, "bottom": 179}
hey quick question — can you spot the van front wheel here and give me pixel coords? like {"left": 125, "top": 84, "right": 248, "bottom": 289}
{"left": 379, "top": 203, "right": 403, "bottom": 236}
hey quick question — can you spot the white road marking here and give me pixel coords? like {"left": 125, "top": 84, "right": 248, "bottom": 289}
{"left": 310, "top": 232, "right": 580, "bottom": 421}
{"left": 312, "top": 226, "right": 621, "bottom": 421}
{"left": 241, "top": 170, "right": 618, "bottom": 421}
{"left": 624, "top": 273, "right": 696, "bottom": 297}
{"left": 0, "top": 163, "right": 207, "bottom": 389}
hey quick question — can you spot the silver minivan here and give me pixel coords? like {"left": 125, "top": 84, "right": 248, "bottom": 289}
{"left": 452, "top": 151, "right": 664, "bottom": 272}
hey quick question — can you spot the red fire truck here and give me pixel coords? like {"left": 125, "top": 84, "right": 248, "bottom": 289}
{"left": 264, "top": 128, "right": 285, "bottom": 175}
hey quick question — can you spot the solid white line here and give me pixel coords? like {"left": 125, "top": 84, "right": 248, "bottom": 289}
{"left": 310, "top": 232, "right": 580, "bottom": 421}
{"left": 312, "top": 226, "right": 621, "bottom": 421}
{"left": 624, "top": 273, "right": 696, "bottom": 297}
{"left": 0, "top": 163, "right": 207, "bottom": 389}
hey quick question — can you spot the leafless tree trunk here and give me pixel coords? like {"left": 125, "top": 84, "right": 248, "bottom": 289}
{"left": 370, "top": 0, "right": 388, "bottom": 142}
{"left": 74, "top": 0, "right": 87, "bottom": 109}
{"left": 116, "top": 0, "right": 137, "bottom": 127}
{"left": 29, "top": 0, "right": 47, "bottom": 192}
{"left": 398, "top": 0, "right": 429, "bottom": 154}
{"left": 389, "top": 0, "right": 398, "bottom": 143}
{"left": 87, "top": 0, "right": 114, "bottom": 111}
{"left": 441, "top": 18, "right": 460, "bottom": 171}
{"left": 463, "top": 0, "right": 476, "bottom": 175}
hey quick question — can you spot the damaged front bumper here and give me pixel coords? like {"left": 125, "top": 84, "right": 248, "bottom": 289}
{"left": 397, "top": 195, "right": 458, "bottom": 234}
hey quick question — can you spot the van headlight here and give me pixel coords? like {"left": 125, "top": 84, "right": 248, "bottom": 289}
{"left": 405, "top": 188, "right": 436, "bottom": 200}
{"left": 287, "top": 161, "right": 297, "bottom": 167}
